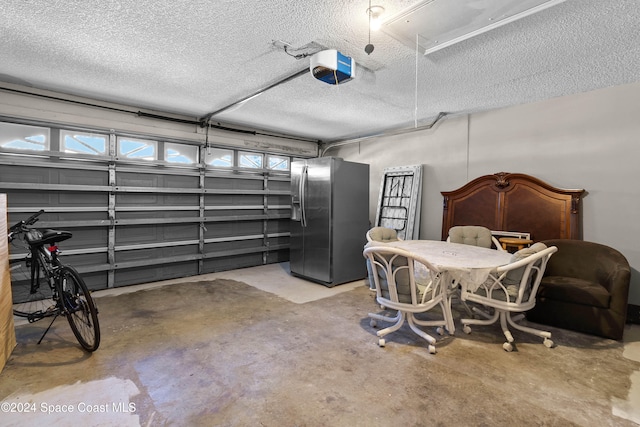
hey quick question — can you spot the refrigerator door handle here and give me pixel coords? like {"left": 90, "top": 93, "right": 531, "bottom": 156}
{"left": 300, "top": 165, "right": 308, "bottom": 227}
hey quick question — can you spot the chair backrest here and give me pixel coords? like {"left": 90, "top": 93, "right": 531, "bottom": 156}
{"left": 540, "top": 239, "right": 630, "bottom": 290}
{"left": 504, "top": 242, "right": 549, "bottom": 285}
{"left": 448, "top": 225, "right": 503, "bottom": 251}
{"left": 366, "top": 227, "right": 401, "bottom": 243}
{"left": 489, "top": 245, "right": 558, "bottom": 306}
{"left": 363, "top": 244, "right": 442, "bottom": 307}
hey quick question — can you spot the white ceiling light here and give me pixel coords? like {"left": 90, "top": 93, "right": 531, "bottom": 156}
{"left": 366, "top": 5, "right": 385, "bottom": 31}
{"left": 365, "top": 2, "right": 385, "bottom": 55}
{"left": 380, "top": 0, "right": 567, "bottom": 55}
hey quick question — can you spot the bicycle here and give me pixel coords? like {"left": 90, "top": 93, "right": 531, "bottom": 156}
{"left": 8, "top": 210, "right": 100, "bottom": 352}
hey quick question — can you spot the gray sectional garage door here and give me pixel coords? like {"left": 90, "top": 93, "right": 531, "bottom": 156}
{"left": 0, "top": 121, "right": 295, "bottom": 291}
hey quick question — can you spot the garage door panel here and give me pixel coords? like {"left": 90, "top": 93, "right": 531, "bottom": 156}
{"left": 204, "top": 239, "right": 263, "bottom": 253}
{"left": 65, "top": 252, "right": 108, "bottom": 269}
{"left": 115, "top": 224, "right": 199, "bottom": 244}
{"left": 205, "top": 194, "right": 264, "bottom": 206}
{"left": 267, "top": 219, "right": 290, "bottom": 234}
{"left": 117, "top": 172, "right": 198, "bottom": 188}
{"left": 60, "top": 228, "right": 109, "bottom": 250}
{"left": 59, "top": 169, "right": 108, "bottom": 186}
{"left": 79, "top": 272, "right": 108, "bottom": 291}
{"left": 116, "top": 193, "right": 160, "bottom": 204}
{"left": 115, "top": 210, "right": 199, "bottom": 220}
{"left": 202, "top": 254, "right": 264, "bottom": 274}
{"left": 1, "top": 120, "right": 294, "bottom": 291}
{"left": 204, "top": 221, "right": 263, "bottom": 238}
{"left": 266, "top": 250, "right": 289, "bottom": 264}
{"left": 205, "top": 176, "right": 264, "bottom": 190}
{"left": 115, "top": 261, "right": 198, "bottom": 287}
{"left": 114, "top": 245, "right": 198, "bottom": 263}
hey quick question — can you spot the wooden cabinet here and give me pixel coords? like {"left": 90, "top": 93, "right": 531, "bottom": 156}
{"left": 1, "top": 194, "right": 16, "bottom": 372}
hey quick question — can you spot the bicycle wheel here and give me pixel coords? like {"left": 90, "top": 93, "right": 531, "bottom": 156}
{"left": 11, "top": 256, "right": 58, "bottom": 321}
{"left": 59, "top": 266, "right": 100, "bottom": 352}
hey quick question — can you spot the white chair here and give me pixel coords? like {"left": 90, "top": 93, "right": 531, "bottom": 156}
{"left": 365, "top": 227, "right": 402, "bottom": 290}
{"left": 363, "top": 244, "right": 451, "bottom": 354}
{"left": 447, "top": 225, "right": 505, "bottom": 252}
{"left": 460, "top": 244, "right": 558, "bottom": 351}
{"left": 446, "top": 226, "right": 506, "bottom": 318}
{"left": 366, "top": 226, "right": 402, "bottom": 243}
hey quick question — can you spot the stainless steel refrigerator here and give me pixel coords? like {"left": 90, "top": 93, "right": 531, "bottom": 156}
{"left": 290, "top": 157, "right": 369, "bottom": 287}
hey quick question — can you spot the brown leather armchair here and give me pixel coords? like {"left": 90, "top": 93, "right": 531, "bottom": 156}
{"left": 526, "top": 239, "right": 630, "bottom": 340}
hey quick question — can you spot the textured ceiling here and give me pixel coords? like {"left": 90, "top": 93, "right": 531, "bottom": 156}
{"left": 1, "top": 0, "right": 639, "bottom": 143}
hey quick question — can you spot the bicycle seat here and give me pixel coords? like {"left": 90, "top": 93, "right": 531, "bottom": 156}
{"left": 26, "top": 229, "right": 73, "bottom": 246}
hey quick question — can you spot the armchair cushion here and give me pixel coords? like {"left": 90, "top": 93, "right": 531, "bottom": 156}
{"left": 537, "top": 276, "right": 610, "bottom": 308}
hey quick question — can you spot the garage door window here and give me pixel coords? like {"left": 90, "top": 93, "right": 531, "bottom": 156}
{"left": 239, "top": 151, "right": 263, "bottom": 169}
{"left": 118, "top": 137, "right": 157, "bottom": 160}
{"left": 0, "top": 122, "right": 50, "bottom": 152}
{"left": 165, "top": 142, "right": 197, "bottom": 164}
{"left": 267, "top": 155, "right": 289, "bottom": 171}
{"left": 204, "top": 148, "right": 233, "bottom": 168}
{"left": 61, "top": 130, "right": 107, "bottom": 155}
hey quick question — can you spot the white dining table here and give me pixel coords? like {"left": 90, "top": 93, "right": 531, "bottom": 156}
{"left": 378, "top": 240, "right": 513, "bottom": 333}
{"left": 382, "top": 240, "right": 513, "bottom": 289}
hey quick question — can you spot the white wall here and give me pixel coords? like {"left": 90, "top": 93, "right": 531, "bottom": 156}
{"left": 328, "top": 81, "right": 640, "bottom": 306}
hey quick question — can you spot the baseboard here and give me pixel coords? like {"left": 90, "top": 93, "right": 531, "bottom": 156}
{"left": 628, "top": 304, "right": 640, "bottom": 324}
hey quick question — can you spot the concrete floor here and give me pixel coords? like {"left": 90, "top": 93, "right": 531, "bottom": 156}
{"left": 1, "top": 262, "right": 639, "bottom": 426}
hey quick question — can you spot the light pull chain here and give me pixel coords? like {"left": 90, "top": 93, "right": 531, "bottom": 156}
{"left": 415, "top": 34, "right": 419, "bottom": 128}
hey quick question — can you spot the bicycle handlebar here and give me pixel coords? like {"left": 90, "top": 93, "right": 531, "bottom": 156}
{"left": 8, "top": 209, "right": 45, "bottom": 241}
{"left": 22, "top": 209, "right": 45, "bottom": 226}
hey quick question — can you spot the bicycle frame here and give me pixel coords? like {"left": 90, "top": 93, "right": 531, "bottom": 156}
{"left": 8, "top": 210, "right": 101, "bottom": 351}
{"left": 24, "top": 242, "right": 64, "bottom": 322}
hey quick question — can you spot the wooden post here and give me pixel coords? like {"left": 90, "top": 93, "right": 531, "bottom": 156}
{"left": 0, "top": 194, "right": 16, "bottom": 372}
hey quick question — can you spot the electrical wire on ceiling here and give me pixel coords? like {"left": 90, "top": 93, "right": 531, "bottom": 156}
{"left": 283, "top": 45, "right": 311, "bottom": 60}
{"left": 274, "top": 40, "right": 324, "bottom": 60}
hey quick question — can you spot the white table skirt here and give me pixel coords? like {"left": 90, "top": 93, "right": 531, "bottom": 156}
{"left": 379, "top": 240, "right": 513, "bottom": 291}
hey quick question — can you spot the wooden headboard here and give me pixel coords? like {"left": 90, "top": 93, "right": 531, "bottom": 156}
{"left": 441, "top": 172, "right": 585, "bottom": 242}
